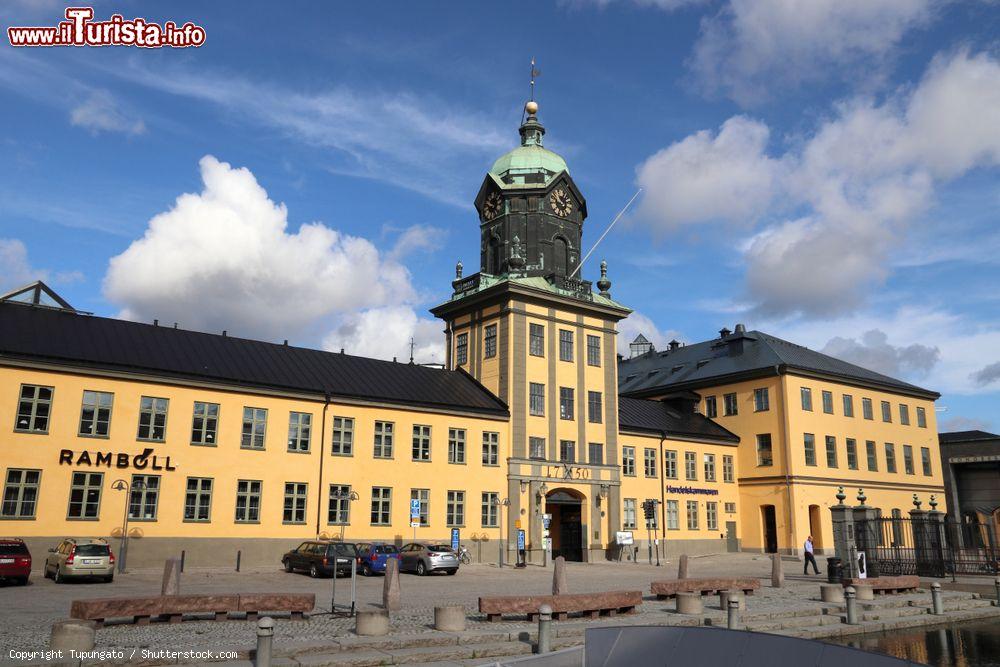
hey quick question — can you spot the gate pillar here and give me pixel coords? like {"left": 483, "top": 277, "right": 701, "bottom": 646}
{"left": 830, "top": 487, "right": 856, "bottom": 567}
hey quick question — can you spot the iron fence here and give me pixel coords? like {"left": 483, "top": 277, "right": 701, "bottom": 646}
{"left": 854, "top": 516, "right": 999, "bottom": 579}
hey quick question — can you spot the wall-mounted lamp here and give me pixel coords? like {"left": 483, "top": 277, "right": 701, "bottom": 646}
{"left": 519, "top": 480, "right": 528, "bottom": 494}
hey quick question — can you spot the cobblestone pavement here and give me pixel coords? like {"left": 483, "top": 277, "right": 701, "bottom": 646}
{"left": 2, "top": 552, "right": 989, "bottom": 665}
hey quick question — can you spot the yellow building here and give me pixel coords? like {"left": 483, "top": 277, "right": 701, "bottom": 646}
{"left": 0, "top": 101, "right": 941, "bottom": 568}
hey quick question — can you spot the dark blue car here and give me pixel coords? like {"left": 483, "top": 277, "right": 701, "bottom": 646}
{"left": 355, "top": 542, "right": 400, "bottom": 576}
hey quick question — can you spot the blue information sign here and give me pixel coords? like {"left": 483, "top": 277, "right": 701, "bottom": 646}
{"left": 451, "top": 528, "right": 460, "bottom": 552}
{"left": 517, "top": 529, "right": 526, "bottom": 550}
{"left": 410, "top": 499, "right": 421, "bottom": 519}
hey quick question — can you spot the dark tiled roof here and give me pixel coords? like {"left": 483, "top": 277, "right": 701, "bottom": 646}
{"left": 0, "top": 301, "right": 508, "bottom": 416}
{"left": 618, "top": 330, "right": 938, "bottom": 400}
{"left": 939, "top": 430, "right": 1000, "bottom": 444}
{"left": 617, "top": 396, "right": 739, "bottom": 443}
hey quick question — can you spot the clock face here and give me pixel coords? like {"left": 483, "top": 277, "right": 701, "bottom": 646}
{"left": 483, "top": 192, "right": 503, "bottom": 220}
{"left": 549, "top": 188, "right": 573, "bottom": 217}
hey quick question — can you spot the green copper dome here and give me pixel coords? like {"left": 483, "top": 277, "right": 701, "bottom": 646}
{"left": 489, "top": 104, "right": 568, "bottom": 187}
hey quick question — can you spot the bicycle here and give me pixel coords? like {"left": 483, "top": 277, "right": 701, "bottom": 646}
{"left": 458, "top": 545, "right": 472, "bottom": 565}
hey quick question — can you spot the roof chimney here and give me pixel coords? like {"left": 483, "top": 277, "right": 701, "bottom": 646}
{"left": 719, "top": 327, "right": 731, "bottom": 339}
{"left": 222, "top": 330, "right": 227, "bottom": 337}
{"left": 153, "top": 319, "right": 159, "bottom": 327}
{"left": 669, "top": 339, "right": 680, "bottom": 351}
{"left": 734, "top": 323, "right": 746, "bottom": 334}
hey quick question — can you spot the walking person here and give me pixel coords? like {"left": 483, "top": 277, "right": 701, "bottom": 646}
{"left": 803, "top": 535, "right": 821, "bottom": 575}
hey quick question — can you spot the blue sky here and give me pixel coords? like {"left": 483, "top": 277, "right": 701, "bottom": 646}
{"left": 1, "top": 1, "right": 998, "bottom": 431}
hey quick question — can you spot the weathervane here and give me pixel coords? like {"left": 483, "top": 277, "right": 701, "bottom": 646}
{"left": 529, "top": 57, "right": 540, "bottom": 101}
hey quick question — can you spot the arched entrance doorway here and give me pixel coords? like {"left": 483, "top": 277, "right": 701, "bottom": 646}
{"left": 546, "top": 489, "right": 584, "bottom": 562}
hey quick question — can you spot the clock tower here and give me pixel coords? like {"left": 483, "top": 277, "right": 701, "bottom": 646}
{"left": 432, "top": 100, "right": 631, "bottom": 564}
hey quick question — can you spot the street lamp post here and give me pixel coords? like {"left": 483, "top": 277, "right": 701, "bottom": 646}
{"left": 494, "top": 496, "right": 511, "bottom": 567}
{"left": 111, "top": 478, "right": 145, "bottom": 574}
{"left": 329, "top": 489, "right": 360, "bottom": 541}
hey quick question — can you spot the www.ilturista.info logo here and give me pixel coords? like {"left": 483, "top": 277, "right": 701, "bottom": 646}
{"left": 7, "top": 7, "right": 206, "bottom": 48}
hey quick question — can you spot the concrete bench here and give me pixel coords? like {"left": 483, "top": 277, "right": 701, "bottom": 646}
{"left": 651, "top": 578, "right": 760, "bottom": 600}
{"left": 479, "top": 591, "right": 642, "bottom": 622}
{"left": 840, "top": 576, "right": 919, "bottom": 594}
{"left": 70, "top": 593, "right": 314, "bottom": 627}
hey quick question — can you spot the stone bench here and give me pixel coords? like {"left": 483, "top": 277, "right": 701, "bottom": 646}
{"left": 479, "top": 591, "right": 642, "bottom": 622}
{"left": 651, "top": 578, "right": 760, "bottom": 600}
{"left": 70, "top": 593, "right": 314, "bottom": 627}
{"left": 840, "top": 575, "right": 919, "bottom": 594}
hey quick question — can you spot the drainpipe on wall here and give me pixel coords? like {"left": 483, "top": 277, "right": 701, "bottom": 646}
{"left": 660, "top": 432, "right": 667, "bottom": 558}
{"left": 315, "top": 392, "right": 331, "bottom": 537}
{"left": 776, "top": 365, "right": 795, "bottom": 555}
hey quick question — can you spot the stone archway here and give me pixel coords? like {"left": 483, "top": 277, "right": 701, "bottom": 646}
{"left": 546, "top": 488, "right": 585, "bottom": 562}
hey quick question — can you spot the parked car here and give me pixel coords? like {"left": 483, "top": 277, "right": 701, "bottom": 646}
{"left": 281, "top": 541, "right": 358, "bottom": 578}
{"left": 398, "top": 542, "right": 459, "bottom": 576}
{"left": 355, "top": 542, "right": 401, "bottom": 576}
{"left": 0, "top": 538, "right": 31, "bottom": 585}
{"left": 44, "top": 538, "right": 114, "bottom": 583}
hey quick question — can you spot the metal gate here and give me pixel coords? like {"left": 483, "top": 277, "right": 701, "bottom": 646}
{"left": 855, "top": 516, "right": 1000, "bottom": 578}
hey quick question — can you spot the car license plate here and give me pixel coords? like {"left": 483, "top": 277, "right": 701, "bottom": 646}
{"left": 0, "top": 558, "right": 13, "bottom": 564}
{"left": 83, "top": 559, "right": 100, "bottom": 564}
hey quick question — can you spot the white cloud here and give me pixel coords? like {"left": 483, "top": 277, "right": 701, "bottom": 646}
{"left": 70, "top": 90, "right": 145, "bottom": 136}
{"left": 617, "top": 311, "right": 684, "bottom": 357}
{"left": 690, "top": 0, "right": 936, "bottom": 106}
{"left": 821, "top": 329, "right": 939, "bottom": 379}
{"left": 323, "top": 305, "right": 443, "bottom": 365}
{"left": 636, "top": 116, "right": 779, "bottom": 229}
{"left": 387, "top": 224, "right": 447, "bottom": 262}
{"left": 0, "top": 238, "right": 38, "bottom": 290}
{"left": 971, "top": 361, "right": 1000, "bottom": 388}
{"left": 103, "top": 156, "right": 435, "bottom": 356}
{"left": 636, "top": 51, "right": 1000, "bottom": 317}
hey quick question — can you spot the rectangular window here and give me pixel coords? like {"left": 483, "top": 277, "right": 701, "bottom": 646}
{"left": 529, "top": 383, "right": 545, "bottom": 416}
{"left": 623, "top": 498, "right": 637, "bottom": 530}
{"left": 704, "top": 396, "right": 717, "bottom": 418}
{"left": 137, "top": 396, "right": 168, "bottom": 441}
{"left": 821, "top": 391, "right": 833, "bottom": 414}
{"left": 374, "top": 421, "right": 394, "bottom": 458}
{"left": 623, "top": 446, "right": 636, "bottom": 476}
{"left": 183, "top": 477, "right": 212, "bottom": 522}
{"left": 235, "top": 479, "right": 262, "bottom": 523}
{"left": 371, "top": 487, "right": 392, "bottom": 525}
{"left": 862, "top": 398, "right": 874, "bottom": 420}
{"left": 586, "top": 335, "right": 601, "bottom": 366}
{"left": 804, "top": 433, "right": 816, "bottom": 466}
{"left": 843, "top": 394, "right": 854, "bottom": 418}
{"left": 68, "top": 471, "right": 103, "bottom": 519}
{"left": 757, "top": 434, "right": 773, "bottom": 466}
{"left": 328, "top": 484, "right": 352, "bottom": 524}
{"left": 846, "top": 438, "right": 858, "bottom": 470}
{"left": 800, "top": 387, "right": 813, "bottom": 411}
{"left": 482, "top": 431, "right": 499, "bottom": 466}
{"left": 664, "top": 450, "right": 678, "bottom": 479}
{"left": 881, "top": 400, "right": 892, "bottom": 423}
{"left": 685, "top": 451, "right": 697, "bottom": 480}
{"left": 529, "top": 323, "right": 545, "bottom": 357}
{"left": 921, "top": 447, "right": 932, "bottom": 476}
{"left": 704, "top": 454, "right": 716, "bottom": 482}
{"left": 2, "top": 469, "right": 40, "bottom": 518}
{"left": 191, "top": 401, "right": 219, "bottom": 446}
{"left": 484, "top": 324, "right": 497, "bottom": 358}
{"left": 826, "top": 436, "right": 838, "bottom": 468}
{"left": 241, "top": 407, "right": 267, "bottom": 449}
{"left": 559, "top": 440, "right": 575, "bottom": 463}
{"left": 900, "top": 404, "right": 910, "bottom": 426}
{"left": 724, "top": 502, "right": 736, "bottom": 514}
{"left": 15, "top": 384, "right": 53, "bottom": 433}
{"left": 723, "top": 393, "right": 738, "bottom": 416}
{"left": 665, "top": 500, "right": 679, "bottom": 530}
{"left": 917, "top": 407, "right": 927, "bottom": 428}
{"left": 885, "top": 443, "right": 897, "bottom": 473}
{"left": 482, "top": 492, "right": 499, "bottom": 527}
{"left": 754, "top": 388, "right": 769, "bottom": 412}
{"left": 587, "top": 391, "right": 602, "bottom": 423}
{"left": 559, "top": 330, "right": 574, "bottom": 362}
{"left": 559, "top": 387, "right": 574, "bottom": 420}
{"left": 866, "top": 440, "right": 878, "bottom": 471}
{"left": 706, "top": 501, "right": 718, "bottom": 531}
{"left": 903, "top": 445, "right": 914, "bottom": 475}
{"left": 288, "top": 412, "right": 313, "bottom": 452}
{"left": 530, "top": 436, "right": 546, "bottom": 460}
{"left": 412, "top": 425, "right": 431, "bottom": 461}
{"left": 644, "top": 448, "right": 657, "bottom": 478}
{"left": 446, "top": 490, "right": 465, "bottom": 527}
{"left": 128, "top": 474, "right": 159, "bottom": 520}
{"left": 588, "top": 442, "right": 603, "bottom": 465}
{"left": 686, "top": 500, "right": 699, "bottom": 530}
{"left": 448, "top": 428, "right": 466, "bottom": 464}
{"left": 328, "top": 416, "right": 352, "bottom": 455}
{"left": 456, "top": 332, "right": 468, "bottom": 365}
{"left": 78, "top": 390, "right": 113, "bottom": 437}
{"left": 722, "top": 455, "right": 734, "bottom": 483}
{"left": 410, "top": 489, "right": 429, "bottom": 526}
